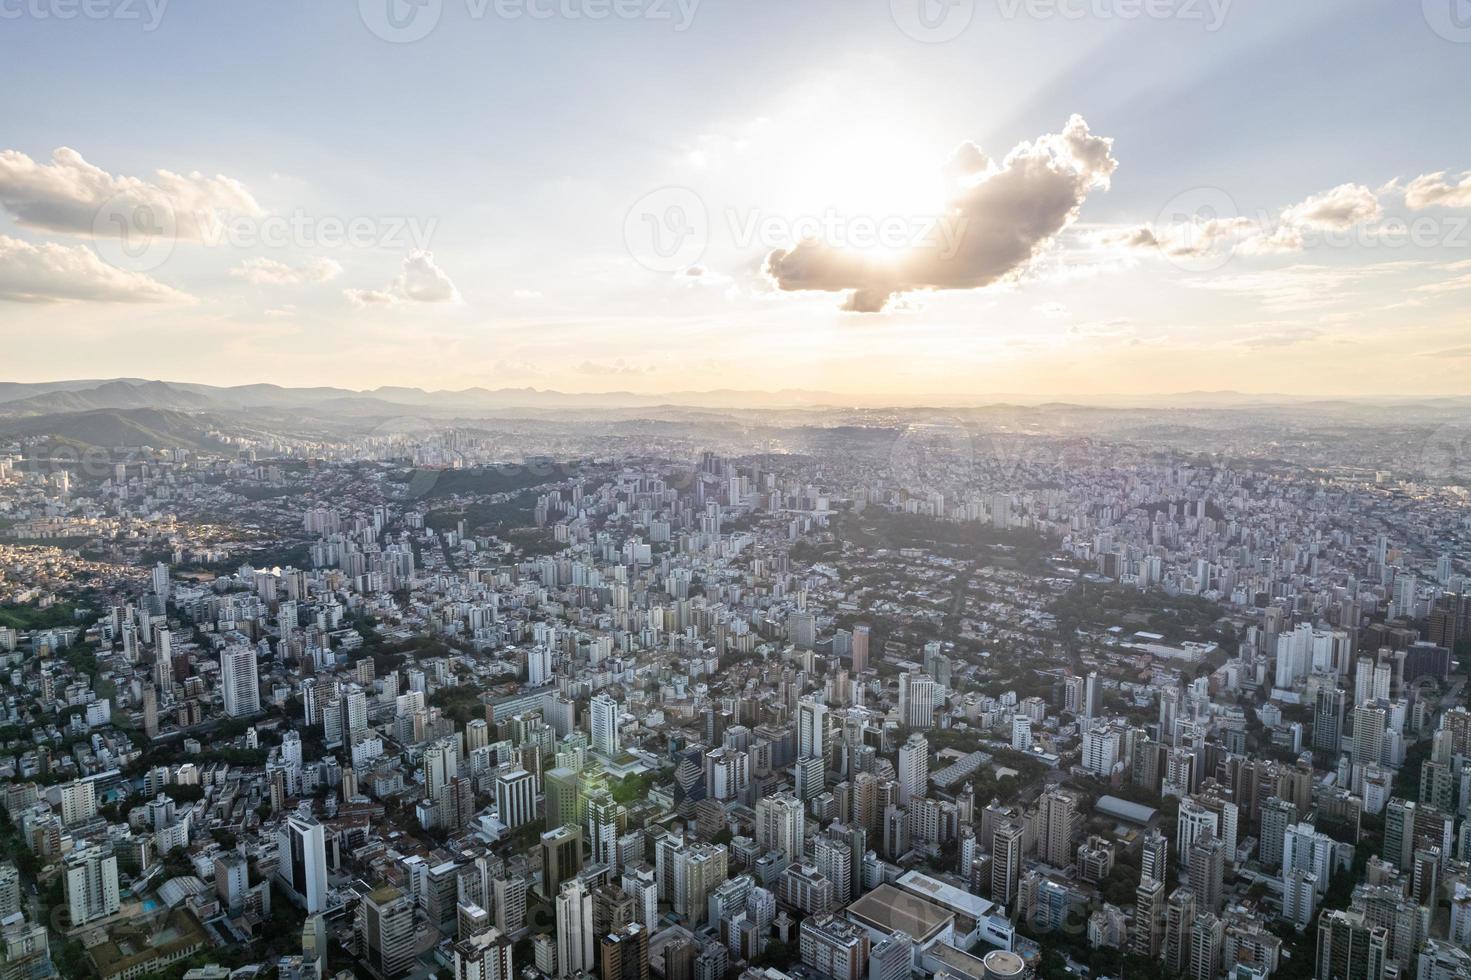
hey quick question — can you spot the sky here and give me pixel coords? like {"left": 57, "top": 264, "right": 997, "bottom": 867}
{"left": 2, "top": 0, "right": 1470, "bottom": 399}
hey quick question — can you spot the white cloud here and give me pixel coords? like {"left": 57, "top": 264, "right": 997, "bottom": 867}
{"left": 0, "top": 234, "right": 190, "bottom": 304}
{"left": 232, "top": 256, "right": 342, "bottom": 285}
{"left": 764, "top": 115, "right": 1118, "bottom": 313}
{"left": 1280, "top": 183, "right": 1381, "bottom": 230}
{"left": 0, "top": 147, "right": 261, "bottom": 241}
{"left": 394, "top": 250, "right": 459, "bottom": 302}
{"left": 344, "top": 250, "right": 460, "bottom": 308}
{"left": 1101, "top": 217, "right": 1257, "bottom": 258}
{"left": 344, "top": 288, "right": 399, "bottom": 308}
{"left": 1403, "top": 171, "right": 1471, "bottom": 210}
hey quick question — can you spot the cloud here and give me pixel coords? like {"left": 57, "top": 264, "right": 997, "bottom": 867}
{"left": 764, "top": 115, "right": 1118, "bottom": 312}
{"left": 1280, "top": 183, "right": 1381, "bottom": 229}
{"left": 232, "top": 256, "right": 342, "bottom": 285}
{"left": 0, "top": 234, "right": 189, "bottom": 304}
{"left": 1109, "top": 182, "right": 1382, "bottom": 262}
{"left": 1403, "top": 171, "right": 1471, "bottom": 210}
{"left": 1102, "top": 217, "right": 1257, "bottom": 258}
{"left": 344, "top": 250, "right": 459, "bottom": 307}
{"left": 1417, "top": 345, "right": 1471, "bottom": 359}
{"left": 344, "top": 288, "right": 399, "bottom": 308}
{"left": 0, "top": 147, "right": 260, "bottom": 240}
{"left": 395, "top": 250, "right": 459, "bottom": 302}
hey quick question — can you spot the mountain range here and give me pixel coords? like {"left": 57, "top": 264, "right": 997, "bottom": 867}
{"left": 3, "top": 379, "right": 1469, "bottom": 417}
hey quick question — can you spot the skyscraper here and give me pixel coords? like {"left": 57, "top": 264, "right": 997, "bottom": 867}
{"left": 755, "top": 792, "right": 805, "bottom": 862}
{"left": 851, "top": 625, "right": 869, "bottom": 676}
{"left": 797, "top": 697, "right": 829, "bottom": 760}
{"left": 897, "top": 733, "right": 928, "bottom": 805}
{"left": 277, "top": 811, "right": 329, "bottom": 913}
{"left": 221, "top": 645, "right": 260, "bottom": 717}
{"left": 1133, "top": 876, "right": 1165, "bottom": 959}
{"left": 1164, "top": 888, "right": 1196, "bottom": 977}
{"left": 495, "top": 766, "right": 537, "bottom": 829}
{"left": 600, "top": 923, "right": 650, "bottom": 980}
{"left": 591, "top": 692, "right": 621, "bottom": 758}
{"left": 991, "top": 821, "right": 1023, "bottom": 906}
{"left": 359, "top": 885, "right": 417, "bottom": 979}
{"left": 898, "top": 672, "right": 941, "bottom": 729}
{"left": 1188, "top": 912, "right": 1223, "bottom": 980}
{"left": 64, "top": 845, "right": 120, "bottom": 926}
{"left": 1187, "top": 835, "right": 1226, "bottom": 914}
{"left": 1038, "top": 789, "right": 1080, "bottom": 868}
{"left": 453, "top": 928, "right": 515, "bottom": 980}
{"left": 541, "top": 825, "right": 583, "bottom": 898}
{"left": 556, "top": 879, "right": 595, "bottom": 978}
{"left": 1141, "top": 829, "right": 1169, "bottom": 884}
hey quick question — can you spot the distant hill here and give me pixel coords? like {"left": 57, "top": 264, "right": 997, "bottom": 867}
{"left": 0, "top": 408, "right": 226, "bottom": 450}
{"left": 1, "top": 377, "right": 1469, "bottom": 416}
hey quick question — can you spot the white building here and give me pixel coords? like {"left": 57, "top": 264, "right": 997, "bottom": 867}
{"left": 221, "top": 645, "right": 260, "bottom": 717}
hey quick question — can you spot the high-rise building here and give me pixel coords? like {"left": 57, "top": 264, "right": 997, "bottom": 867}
{"left": 1313, "top": 687, "right": 1348, "bottom": 752}
{"left": 798, "top": 914, "right": 871, "bottom": 980}
{"left": 1141, "top": 829, "right": 1169, "bottom": 885}
{"left": 991, "top": 821, "right": 1024, "bottom": 906}
{"left": 869, "top": 931, "right": 912, "bottom": 980}
{"left": 453, "top": 928, "right": 515, "bottom": 980}
{"left": 541, "top": 825, "right": 583, "bottom": 897}
{"left": 59, "top": 778, "right": 97, "bottom": 826}
{"left": 0, "top": 863, "right": 19, "bottom": 918}
{"left": 359, "top": 885, "right": 416, "bottom": 979}
{"left": 1187, "top": 835, "right": 1225, "bottom": 915}
{"left": 1258, "top": 797, "right": 1298, "bottom": 871}
{"left": 528, "top": 646, "right": 553, "bottom": 688}
{"left": 1383, "top": 798, "right": 1416, "bottom": 870}
{"left": 591, "top": 693, "right": 621, "bottom": 758}
{"left": 851, "top": 625, "right": 869, "bottom": 676}
{"left": 1353, "top": 703, "right": 1386, "bottom": 769}
{"left": 755, "top": 792, "right": 805, "bottom": 862}
{"left": 424, "top": 737, "right": 459, "bottom": 800}
{"left": 898, "top": 673, "right": 941, "bottom": 729}
{"left": 600, "top": 923, "right": 650, "bottom": 980}
{"left": 1315, "top": 909, "right": 1389, "bottom": 980}
{"left": 556, "top": 879, "right": 594, "bottom": 978}
{"left": 221, "top": 645, "right": 260, "bottom": 717}
{"left": 797, "top": 697, "right": 829, "bottom": 760}
{"left": 1188, "top": 912, "right": 1223, "bottom": 980}
{"left": 495, "top": 766, "right": 537, "bottom": 829}
{"left": 277, "top": 812, "right": 329, "bottom": 913}
{"left": 64, "top": 845, "right": 120, "bottom": 927}
{"left": 544, "top": 766, "right": 583, "bottom": 831}
{"left": 493, "top": 876, "right": 527, "bottom": 936}
{"left": 1164, "top": 888, "right": 1196, "bottom": 977}
{"left": 1133, "top": 876, "right": 1165, "bottom": 959}
{"left": 897, "top": 733, "right": 928, "bottom": 804}
{"left": 1038, "top": 789, "right": 1080, "bottom": 868}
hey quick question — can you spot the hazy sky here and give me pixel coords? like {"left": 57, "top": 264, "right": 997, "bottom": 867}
{"left": 2, "top": 0, "right": 1469, "bottom": 397}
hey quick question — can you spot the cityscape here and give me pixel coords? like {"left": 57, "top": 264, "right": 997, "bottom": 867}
{"left": 1, "top": 4, "right": 1470, "bottom": 980}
